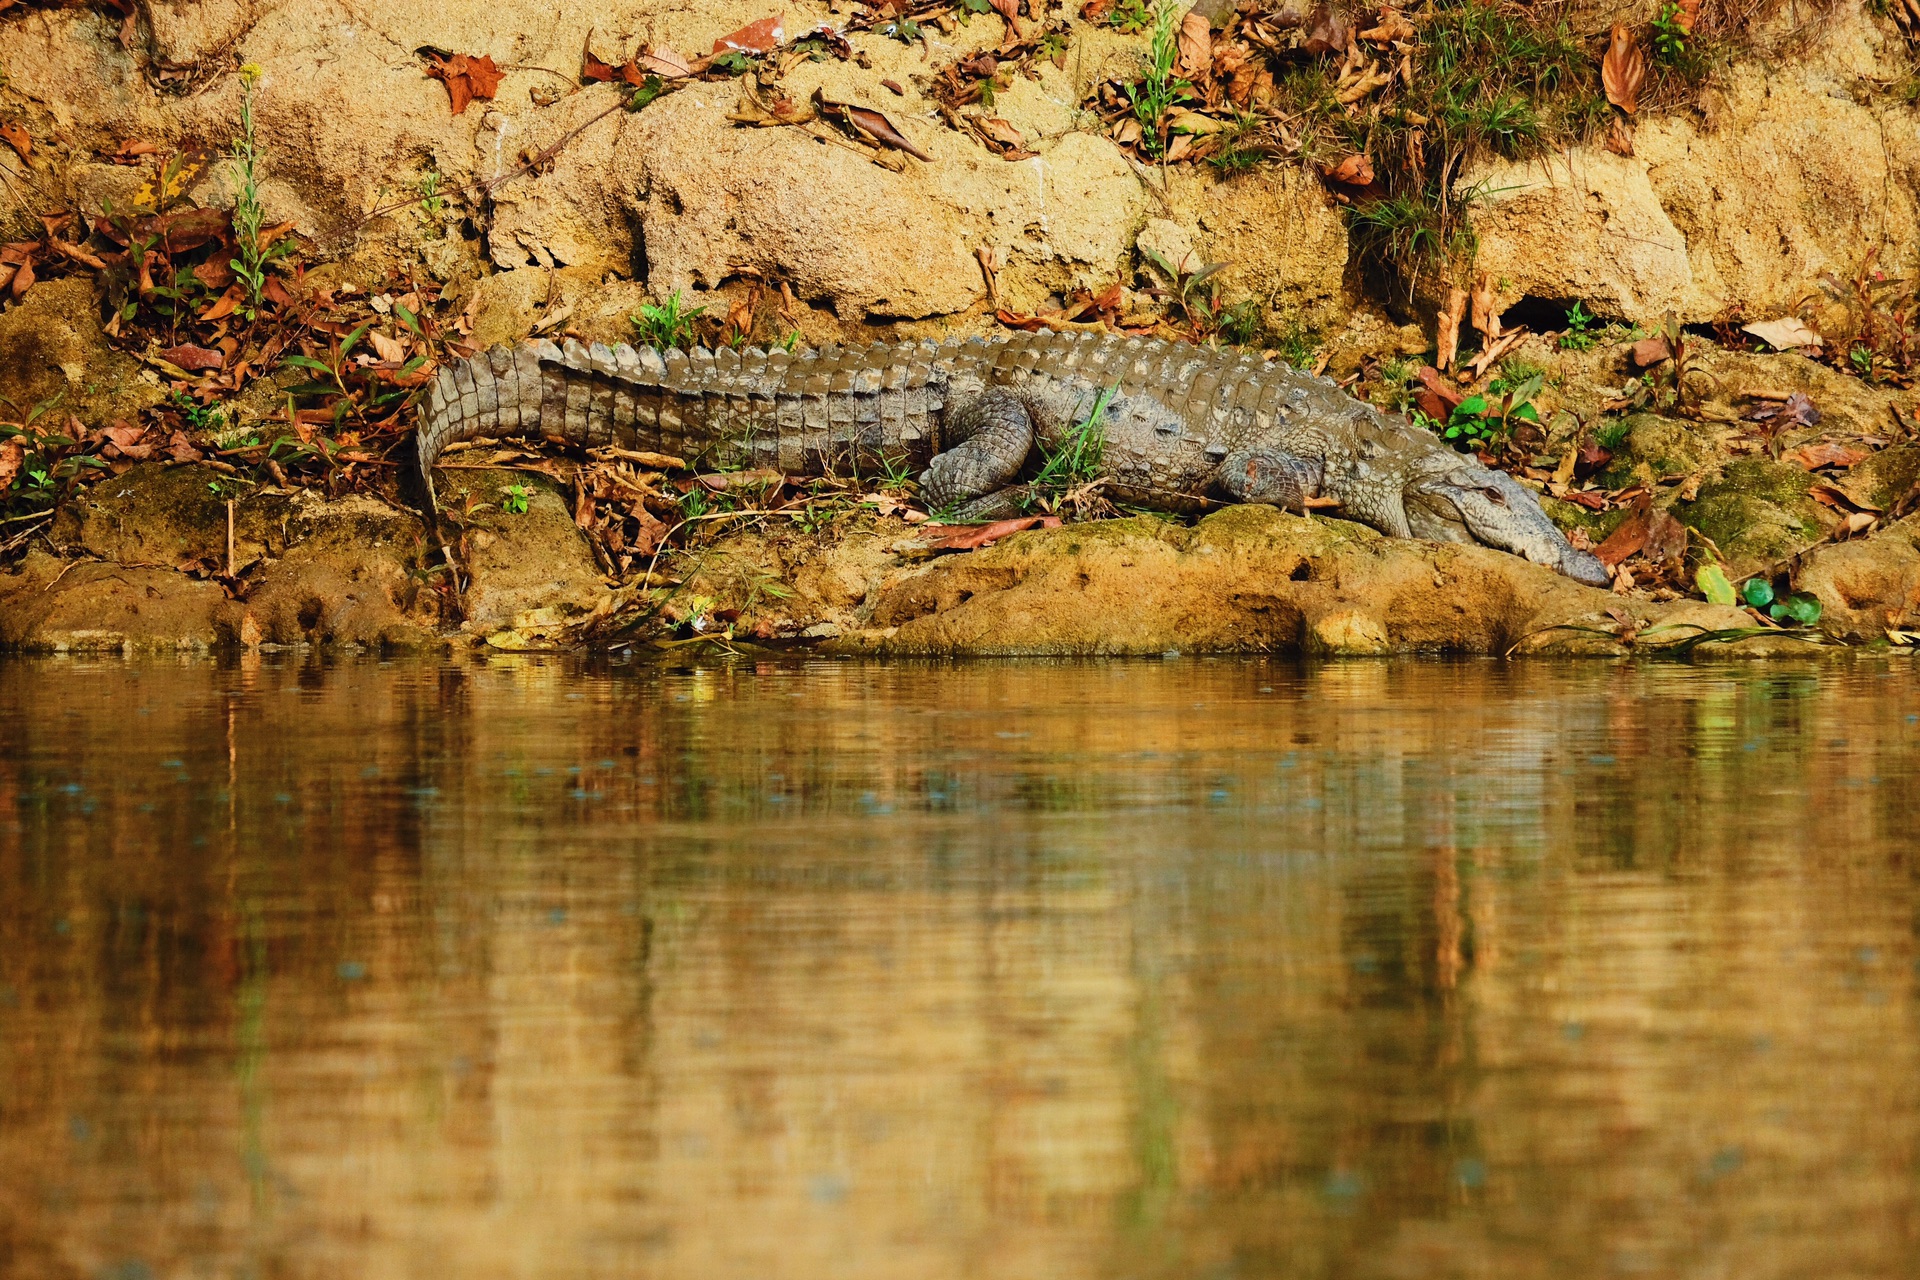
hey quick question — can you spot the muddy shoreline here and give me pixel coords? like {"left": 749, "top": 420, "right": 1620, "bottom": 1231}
{"left": 1, "top": 454, "right": 1913, "bottom": 657}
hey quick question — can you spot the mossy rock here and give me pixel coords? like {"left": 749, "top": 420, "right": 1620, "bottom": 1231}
{"left": 1543, "top": 497, "right": 1633, "bottom": 545}
{"left": 1597, "top": 413, "right": 1718, "bottom": 490}
{"left": 53, "top": 463, "right": 295, "bottom": 567}
{"left": 1845, "top": 444, "right": 1920, "bottom": 511}
{"left": 1672, "top": 456, "right": 1830, "bottom": 574}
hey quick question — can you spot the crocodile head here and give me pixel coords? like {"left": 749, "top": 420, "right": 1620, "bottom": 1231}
{"left": 1406, "top": 463, "right": 1611, "bottom": 587}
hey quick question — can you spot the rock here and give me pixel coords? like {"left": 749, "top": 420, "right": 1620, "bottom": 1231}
{"left": 238, "top": 495, "right": 441, "bottom": 649}
{"left": 1465, "top": 49, "right": 1920, "bottom": 323}
{"left": 622, "top": 90, "right": 976, "bottom": 320}
{"left": 1164, "top": 166, "right": 1350, "bottom": 328}
{"left": 1464, "top": 147, "right": 1690, "bottom": 322}
{"left": 1136, "top": 218, "right": 1201, "bottom": 276}
{"left": 55, "top": 463, "right": 280, "bottom": 566}
{"left": 46, "top": 464, "right": 442, "bottom": 649}
{"left": 703, "top": 505, "right": 1794, "bottom": 657}
{"left": 143, "top": 0, "right": 254, "bottom": 65}
{"left": 1673, "top": 456, "right": 1834, "bottom": 575}
{"left": 460, "top": 264, "right": 607, "bottom": 350}
{"left": 0, "top": 550, "right": 229, "bottom": 653}
{"left": 477, "top": 97, "right": 633, "bottom": 274}
{"left": 0, "top": 277, "right": 164, "bottom": 427}
{"left": 622, "top": 65, "right": 1144, "bottom": 320}
{"left": 1795, "top": 515, "right": 1920, "bottom": 641}
{"left": 447, "top": 470, "right": 615, "bottom": 639}
{"left": 1841, "top": 444, "right": 1920, "bottom": 512}
{"left": 1598, "top": 413, "right": 1724, "bottom": 490}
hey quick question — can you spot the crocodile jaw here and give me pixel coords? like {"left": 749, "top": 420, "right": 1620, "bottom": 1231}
{"left": 1410, "top": 467, "right": 1612, "bottom": 588}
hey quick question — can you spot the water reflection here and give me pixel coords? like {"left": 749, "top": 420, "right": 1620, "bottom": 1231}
{"left": 0, "top": 656, "right": 1916, "bottom": 1278}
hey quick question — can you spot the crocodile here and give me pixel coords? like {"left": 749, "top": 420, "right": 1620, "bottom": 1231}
{"left": 415, "top": 330, "right": 1609, "bottom": 585}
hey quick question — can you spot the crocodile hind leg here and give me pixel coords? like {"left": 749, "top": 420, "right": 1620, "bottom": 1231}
{"left": 920, "top": 388, "right": 1034, "bottom": 514}
{"left": 1218, "top": 448, "right": 1325, "bottom": 514}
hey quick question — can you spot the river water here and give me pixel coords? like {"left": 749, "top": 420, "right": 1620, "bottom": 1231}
{"left": 0, "top": 655, "right": 1916, "bottom": 1278}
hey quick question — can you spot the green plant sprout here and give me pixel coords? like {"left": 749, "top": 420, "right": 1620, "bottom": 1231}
{"left": 632, "top": 290, "right": 706, "bottom": 349}
{"left": 1559, "top": 301, "right": 1597, "bottom": 351}
{"left": 228, "top": 65, "right": 296, "bottom": 321}
{"left": 1124, "top": 1, "right": 1195, "bottom": 159}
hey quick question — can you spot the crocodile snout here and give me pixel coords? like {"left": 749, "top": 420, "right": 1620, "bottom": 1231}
{"left": 1561, "top": 547, "right": 1612, "bottom": 588}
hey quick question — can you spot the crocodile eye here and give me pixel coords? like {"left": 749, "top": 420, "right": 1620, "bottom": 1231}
{"left": 1483, "top": 486, "right": 1508, "bottom": 505}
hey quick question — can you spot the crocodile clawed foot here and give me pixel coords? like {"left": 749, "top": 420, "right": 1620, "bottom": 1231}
{"left": 1218, "top": 449, "right": 1323, "bottom": 514}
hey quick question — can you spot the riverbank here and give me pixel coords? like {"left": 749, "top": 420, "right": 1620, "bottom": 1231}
{"left": 1, "top": 451, "right": 1912, "bottom": 656}
{"left": 3, "top": 0, "right": 1918, "bottom": 654}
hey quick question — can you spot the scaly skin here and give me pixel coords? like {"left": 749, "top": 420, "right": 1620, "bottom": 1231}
{"left": 415, "top": 331, "right": 1609, "bottom": 585}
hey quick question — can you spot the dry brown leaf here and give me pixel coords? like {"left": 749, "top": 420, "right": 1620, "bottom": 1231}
{"left": 989, "top": 0, "right": 1025, "bottom": 37}
{"left": 967, "top": 114, "right": 1035, "bottom": 158}
{"left": 0, "top": 439, "right": 22, "bottom": 490}
{"left": 927, "top": 516, "right": 1061, "bottom": 550}
{"left": 1742, "top": 316, "right": 1822, "bottom": 350}
{"left": 1359, "top": 8, "right": 1415, "bottom": 42}
{"left": 0, "top": 122, "right": 28, "bottom": 163}
{"left": 1335, "top": 62, "right": 1393, "bottom": 103}
{"left": 714, "top": 15, "right": 785, "bottom": 52}
{"left": 1167, "top": 107, "right": 1229, "bottom": 135}
{"left": 1645, "top": 507, "right": 1688, "bottom": 568}
{"left": 97, "top": 421, "right": 152, "bottom": 459}
{"left": 731, "top": 75, "right": 817, "bottom": 126}
{"left": 1602, "top": 24, "right": 1646, "bottom": 115}
{"left": 1595, "top": 503, "right": 1650, "bottom": 568}
{"left": 1177, "top": 11, "right": 1212, "bottom": 78}
{"left": 1784, "top": 441, "right": 1869, "bottom": 470}
{"left": 1436, "top": 288, "right": 1465, "bottom": 373}
{"left": 1468, "top": 272, "right": 1499, "bottom": 343}
{"left": 425, "top": 53, "right": 504, "bottom": 116}
{"left": 581, "top": 42, "right": 623, "bottom": 82}
{"left": 369, "top": 330, "right": 408, "bottom": 364}
{"left": 836, "top": 100, "right": 933, "bottom": 160}
{"left": 1302, "top": 5, "right": 1350, "bottom": 53}
{"left": 8, "top": 255, "right": 33, "bottom": 298}
{"left": 1605, "top": 115, "right": 1635, "bottom": 157}
{"left": 1673, "top": 0, "right": 1700, "bottom": 32}
{"left": 201, "top": 282, "right": 245, "bottom": 322}
{"left": 1321, "top": 152, "right": 1374, "bottom": 185}
{"left": 108, "top": 138, "right": 160, "bottom": 164}
{"left": 639, "top": 47, "right": 692, "bottom": 77}
{"left": 1164, "top": 133, "right": 1193, "bottom": 163}
{"left": 1809, "top": 481, "right": 1877, "bottom": 512}
{"left": 1413, "top": 365, "right": 1465, "bottom": 422}
{"left": 159, "top": 343, "right": 223, "bottom": 372}
{"left": 1629, "top": 335, "right": 1672, "bottom": 368}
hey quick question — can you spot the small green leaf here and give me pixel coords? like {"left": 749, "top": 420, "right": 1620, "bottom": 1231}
{"left": 1696, "top": 564, "right": 1735, "bottom": 606}
{"left": 282, "top": 355, "right": 334, "bottom": 374}
{"left": 340, "top": 322, "right": 372, "bottom": 358}
{"left": 393, "top": 303, "right": 421, "bottom": 335}
{"left": 1511, "top": 403, "right": 1540, "bottom": 423}
{"left": 1455, "top": 395, "right": 1489, "bottom": 417}
{"left": 1742, "top": 578, "right": 1775, "bottom": 608}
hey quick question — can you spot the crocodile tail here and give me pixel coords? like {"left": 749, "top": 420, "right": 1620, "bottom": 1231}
{"left": 415, "top": 342, "right": 550, "bottom": 514}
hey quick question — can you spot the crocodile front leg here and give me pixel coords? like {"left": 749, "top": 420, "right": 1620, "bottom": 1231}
{"left": 1218, "top": 448, "right": 1325, "bottom": 514}
{"left": 920, "top": 388, "right": 1034, "bottom": 513}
